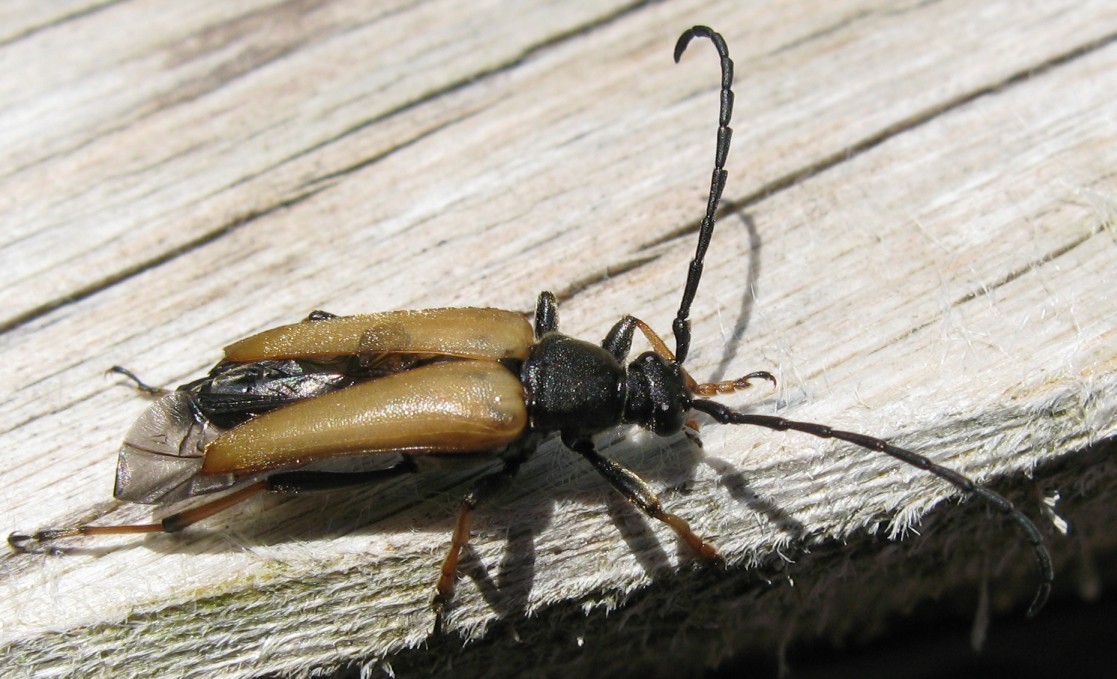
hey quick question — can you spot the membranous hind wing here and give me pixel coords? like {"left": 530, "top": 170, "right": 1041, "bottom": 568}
{"left": 114, "top": 391, "right": 232, "bottom": 504}
{"left": 115, "top": 359, "right": 356, "bottom": 504}
{"left": 179, "top": 358, "right": 358, "bottom": 425}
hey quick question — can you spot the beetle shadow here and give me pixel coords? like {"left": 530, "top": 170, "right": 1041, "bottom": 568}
{"left": 600, "top": 429, "right": 807, "bottom": 572}
{"left": 443, "top": 435, "right": 705, "bottom": 621}
{"left": 454, "top": 211, "right": 774, "bottom": 614}
{"left": 456, "top": 519, "right": 540, "bottom": 622}
{"left": 604, "top": 437, "right": 703, "bottom": 570}
{"left": 441, "top": 431, "right": 724, "bottom": 621}
{"left": 694, "top": 208, "right": 806, "bottom": 538}
{"left": 702, "top": 452, "right": 805, "bottom": 537}
{"left": 428, "top": 452, "right": 559, "bottom": 623}
{"left": 10, "top": 430, "right": 789, "bottom": 629}
{"left": 704, "top": 209, "right": 762, "bottom": 385}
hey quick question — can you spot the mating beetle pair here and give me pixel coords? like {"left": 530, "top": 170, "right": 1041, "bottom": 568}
{"left": 10, "top": 26, "right": 1052, "bottom": 630}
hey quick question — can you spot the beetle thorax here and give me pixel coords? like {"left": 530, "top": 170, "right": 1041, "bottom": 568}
{"left": 521, "top": 334, "right": 626, "bottom": 435}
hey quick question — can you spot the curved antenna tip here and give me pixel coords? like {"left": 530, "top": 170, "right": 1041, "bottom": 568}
{"left": 674, "top": 25, "right": 727, "bottom": 63}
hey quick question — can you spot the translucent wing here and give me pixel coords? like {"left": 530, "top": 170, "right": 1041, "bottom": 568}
{"left": 113, "top": 392, "right": 242, "bottom": 504}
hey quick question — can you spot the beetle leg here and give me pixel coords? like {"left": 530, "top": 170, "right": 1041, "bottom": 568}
{"left": 107, "top": 365, "right": 167, "bottom": 396}
{"left": 604, "top": 316, "right": 680, "bottom": 364}
{"left": 562, "top": 433, "right": 720, "bottom": 562}
{"left": 692, "top": 370, "right": 776, "bottom": 397}
{"left": 632, "top": 318, "right": 675, "bottom": 362}
{"left": 603, "top": 317, "right": 709, "bottom": 390}
{"left": 433, "top": 458, "right": 524, "bottom": 635}
{"left": 8, "top": 482, "right": 270, "bottom": 551}
{"left": 264, "top": 457, "right": 419, "bottom": 493}
{"left": 602, "top": 316, "right": 637, "bottom": 361}
{"left": 534, "top": 291, "right": 558, "bottom": 338}
{"left": 10, "top": 461, "right": 423, "bottom": 553}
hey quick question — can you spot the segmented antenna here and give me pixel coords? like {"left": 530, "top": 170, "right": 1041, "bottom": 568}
{"left": 671, "top": 26, "right": 735, "bottom": 366}
{"left": 690, "top": 399, "right": 1054, "bottom": 617}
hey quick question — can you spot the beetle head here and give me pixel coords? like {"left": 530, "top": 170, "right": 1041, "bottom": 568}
{"left": 624, "top": 352, "right": 690, "bottom": 436}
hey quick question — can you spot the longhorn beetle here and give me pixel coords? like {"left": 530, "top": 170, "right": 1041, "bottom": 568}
{"left": 10, "top": 26, "right": 1051, "bottom": 630}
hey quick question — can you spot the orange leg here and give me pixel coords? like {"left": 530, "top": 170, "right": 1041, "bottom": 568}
{"left": 692, "top": 370, "right": 776, "bottom": 397}
{"left": 431, "top": 459, "right": 523, "bottom": 635}
{"left": 9, "top": 482, "right": 269, "bottom": 551}
{"left": 9, "top": 461, "right": 422, "bottom": 552}
{"left": 603, "top": 316, "right": 775, "bottom": 396}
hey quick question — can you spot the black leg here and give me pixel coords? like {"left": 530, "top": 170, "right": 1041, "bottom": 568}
{"left": 602, "top": 316, "right": 637, "bottom": 362}
{"left": 534, "top": 291, "right": 558, "bottom": 338}
{"left": 264, "top": 458, "right": 419, "bottom": 493}
{"left": 562, "top": 432, "right": 719, "bottom": 561}
{"left": 108, "top": 365, "right": 166, "bottom": 395}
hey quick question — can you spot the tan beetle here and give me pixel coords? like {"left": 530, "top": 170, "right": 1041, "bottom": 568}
{"left": 10, "top": 26, "right": 1051, "bottom": 631}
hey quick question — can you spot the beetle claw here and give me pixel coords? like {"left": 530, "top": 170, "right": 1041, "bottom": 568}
{"left": 430, "top": 599, "right": 449, "bottom": 637}
{"left": 7, "top": 532, "right": 32, "bottom": 552}
{"left": 7, "top": 531, "right": 64, "bottom": 555}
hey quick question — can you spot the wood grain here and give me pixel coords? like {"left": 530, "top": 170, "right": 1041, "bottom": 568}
{"left": 2, "top": 0, "right": 1116, "bottom": 676}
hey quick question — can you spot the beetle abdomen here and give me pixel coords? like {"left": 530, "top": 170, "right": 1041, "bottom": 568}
{"left": 223, "top": 308, "right": 533, "bottom": 362}
{"left": 201, "top": 360, "right": 528, "bottom": 475}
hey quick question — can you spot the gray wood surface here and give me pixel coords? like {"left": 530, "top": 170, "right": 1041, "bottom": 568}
{"left": 2, "top": 1, "right": 1116, "bottom": 676}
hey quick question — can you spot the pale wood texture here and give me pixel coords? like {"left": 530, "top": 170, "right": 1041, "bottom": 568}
{"left": 2, "top": 0, "right": 1116, "bottom": 676}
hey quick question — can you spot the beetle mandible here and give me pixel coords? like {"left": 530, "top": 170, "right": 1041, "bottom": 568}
{"left": 10, "top": 26, "right": 1052, "bottom": 630}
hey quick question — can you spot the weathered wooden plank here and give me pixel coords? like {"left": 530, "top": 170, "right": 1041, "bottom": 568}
{"left": 1, "top": 0, "right": 1115, "bottom": 676}
{"left": 0, "top": 0, "right": 643, "bottom": 325}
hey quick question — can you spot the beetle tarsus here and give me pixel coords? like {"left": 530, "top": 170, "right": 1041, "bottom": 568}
{"left": 7, "top": 527, "right": 86, "bottom": 554}
{"left": 693, "top": 370, "right": 777, "bottom": 397}
{"left": 7, "top": 531, "right": 55, "bottom": 555}
{"left": 7, "top": 532, "right": 32, "bottom": 552}
{"left": 108, "top": 365, "right": 166, "bottom": 395}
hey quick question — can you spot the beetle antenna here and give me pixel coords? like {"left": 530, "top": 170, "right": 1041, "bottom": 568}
{"left": 671, "top": 26, "right": 734, "bottom": 366}
{"left": 690, "top": 398, "right": 1054, "bottom": 617}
